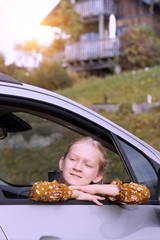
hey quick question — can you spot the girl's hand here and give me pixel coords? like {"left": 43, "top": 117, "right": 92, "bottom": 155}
{"left": 71, "top": 189, "right": 105, "bottom": 206}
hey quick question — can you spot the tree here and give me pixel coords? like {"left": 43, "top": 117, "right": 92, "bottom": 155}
{"left": 28, "top": 60, "right": 74, "bottom": 91}
{"left": 43, "top": 37, "right": 66, "bottom": 57}
{"left": 0, "top": 54, "right": 7, "bottom": 73}
{"left": 15, "top": 39, "right": 44, "bottom": 66}
{"left": 149, "top": 0, "right": 159, "bottom": 13}
{"left": 50, "top": 0, "right": 83, "bottom": 42}
{"left": 42, "top": 0, "right": 84, "bottom": 58}
{"left": 119, "top": 27, "right": 160, "bottom": 70}
{"left": 0, "top": 53, "right": 27, "bottom": 81}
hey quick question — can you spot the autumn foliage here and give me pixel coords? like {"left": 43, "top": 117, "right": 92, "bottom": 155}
{"left": 119, "top": 27, "right": 160, "bottom": 70}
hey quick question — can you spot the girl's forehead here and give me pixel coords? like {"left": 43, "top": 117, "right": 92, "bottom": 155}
{"left": 69, "top": 141, "right": 101, "bottom": 160}
{"left": 71, "top": 141, "right": 95, "bottom": 150}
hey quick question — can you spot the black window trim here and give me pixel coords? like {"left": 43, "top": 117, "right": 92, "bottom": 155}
{"left": 111, "top": 133, "right": 160, "bottom": 204}
{"left": 111, "top": 132, "right": 159, "bottom": 180}
{"left": 116, "top": 134, "right": 158, "bottom": 175}
{"left": 0, "top": 94, "right": 116, "bottom": 152}
{"left": 110, "top": 133, "right": 138, "bottom": 183}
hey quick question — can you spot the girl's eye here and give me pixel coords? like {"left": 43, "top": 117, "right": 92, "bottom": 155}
{"left": 85, "top": 164, "right": 93, "bottom": 168}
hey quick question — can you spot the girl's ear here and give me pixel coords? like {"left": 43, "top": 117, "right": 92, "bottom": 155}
{"left": 93, "top": 172, "right": 103, "bottom": 184}
{"left": 59, "top": 157, "right": 64, "bottom": 171}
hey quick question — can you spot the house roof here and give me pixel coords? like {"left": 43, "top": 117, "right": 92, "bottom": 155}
{"left": 41, "top": 0, "right": 160, "bottom": 27}
{"left": 40, "top": 1, "right": 60, "bottom": 26}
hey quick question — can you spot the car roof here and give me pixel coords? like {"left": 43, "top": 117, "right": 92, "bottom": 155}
{"left": 0, "top": 74, "right": 160, "bottom": 163}
{"left": 0, "top": 72, "right": 22, "bottom": 85}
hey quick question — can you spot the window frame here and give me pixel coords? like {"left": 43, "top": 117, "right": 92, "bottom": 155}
{"left": 0, "top": 94, "right": 159, "bottom": 205}
{"left": 111, "top": 133, "right": 159, "bottom": 204}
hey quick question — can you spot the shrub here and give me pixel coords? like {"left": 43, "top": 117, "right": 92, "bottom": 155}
{"left": 119, "top": 27, "right": 160, "bottom": 70}
{"left": 28, "top": 61, "right": 74, "bottom": 91}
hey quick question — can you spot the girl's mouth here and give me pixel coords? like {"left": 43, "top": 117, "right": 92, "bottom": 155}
{"left": 70, "top": 173, "right": 82, "bottom": 178}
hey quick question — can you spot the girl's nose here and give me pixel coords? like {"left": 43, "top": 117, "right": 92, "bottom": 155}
{"left": 73, "top": 161, "right": 83, "bottom": 171}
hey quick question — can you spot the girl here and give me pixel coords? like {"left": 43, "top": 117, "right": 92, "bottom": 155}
{"left": 29, "top": 136, "right": 150, "bottom": 206}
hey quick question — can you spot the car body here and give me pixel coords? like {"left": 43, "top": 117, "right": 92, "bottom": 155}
{"left": 0, "top": 73, "right": 160, "bottom": 240}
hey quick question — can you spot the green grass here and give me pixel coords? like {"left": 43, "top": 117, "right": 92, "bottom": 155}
{"left": 57, "top": 66, "right": 160, "bottom": 151}
{"left": 57, "top": 66, "right": 160, "bottom": 105}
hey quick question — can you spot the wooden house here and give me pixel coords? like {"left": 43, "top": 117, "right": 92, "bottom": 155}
{"left": 115, "top": 0, "right": 160, "bottom": 36}
{"left": 41, "top": 0, "right": 160, "bottom": 74}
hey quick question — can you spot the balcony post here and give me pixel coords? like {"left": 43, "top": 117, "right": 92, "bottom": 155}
{"left": 99, "top": 15, "right": 104, "bottom": 38}
{"left": 99, "top": 0, "right": 105, "bottom": 39}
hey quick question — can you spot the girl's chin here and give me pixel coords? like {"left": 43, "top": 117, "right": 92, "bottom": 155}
{"left": 63, "top": 175, "right": 91, "bottom": 186}
{"left": 63, "top": 178, "right": 82, "bottom": 186}
{"left": 65, "top": 179, "right": 90, "bottom": 186}
{"left": 66, "top": 180, "right": 82, "bottom": 186}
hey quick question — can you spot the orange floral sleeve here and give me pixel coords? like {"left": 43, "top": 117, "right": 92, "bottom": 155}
{"left": 29, "top": 179, "right": 150, "bottom": 205}
{"left": 29, "top": 180, "right": 72, "bottom": 202}
{"left": 109, "top": 179, "right": 150, "bottom": 204}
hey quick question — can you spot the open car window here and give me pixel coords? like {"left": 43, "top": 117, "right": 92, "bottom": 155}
{"left": 0, "top": 112, "right": 82, "bottom": 185}
{"left": 0, "top": 111, "right": 129, "bottom": 202}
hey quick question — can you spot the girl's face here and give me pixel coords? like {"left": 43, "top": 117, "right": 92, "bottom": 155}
{"left": 59, "top": 141, "right": 103, "bottom": 186}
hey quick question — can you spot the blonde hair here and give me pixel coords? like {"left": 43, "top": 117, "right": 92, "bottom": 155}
{"left": 63, "top": 136, "right": 108, "bottom": 176}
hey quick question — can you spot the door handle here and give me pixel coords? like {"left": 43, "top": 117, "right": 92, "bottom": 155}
{"left": 39, "top": 236, "right": 62, "bottom": 240}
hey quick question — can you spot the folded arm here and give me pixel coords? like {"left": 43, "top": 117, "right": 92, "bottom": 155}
{"left": 29, "top": 180, "right": 73, "bottom": 202}
{"left": 29, "top": 180, "right": 104, "bottom": 205}
{"left": 29, "top": 179, "right": 150, "bottom": 206}
{"left": 70, "top": 179, "right": 150, "bottom": 205}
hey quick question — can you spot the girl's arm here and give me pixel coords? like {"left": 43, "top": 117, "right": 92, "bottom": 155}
{"left": 29, "top": 180, "right": 104, "bottom": 205}
{"left": 70, "top": 184, "right": 120, "bottom": 197}
{"left": 29, "top": 179, "right": 150, "bottom": 205}
{"left": 109, "top": 179, "right": 150, "bottom": 204}
{"left": 29, "top": 180, "right": 72, "bottom": 202}
{"left": 70, "top": 179, "right": 150, "bottom": 205}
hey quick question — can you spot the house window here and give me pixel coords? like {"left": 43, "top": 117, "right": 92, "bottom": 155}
{"left": 117, "top": 26, "right": 127, "bottom": 36}
{"left": 80, "top": 32, "right": 99, "bottom": 41}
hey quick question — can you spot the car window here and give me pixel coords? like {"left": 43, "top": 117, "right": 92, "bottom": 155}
{"left": 0, "top": 112, "right": 82, "bottom": 185}
{"left": 0, "top": 111, "right": 129, "bottom": 200}
{"left": 105, "top": 148, "right": 129, "bottom": 183}
{"left": 118, "top": 138, "right": 158, "bottom": 200}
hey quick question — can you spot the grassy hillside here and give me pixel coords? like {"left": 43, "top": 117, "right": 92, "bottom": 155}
{"left": 57, "top": 66, "right": 160, "bottom": 151}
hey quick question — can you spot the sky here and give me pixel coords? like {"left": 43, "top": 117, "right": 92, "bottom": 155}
{"left": 0, "top": 0, "right": 59, "bottom": 67}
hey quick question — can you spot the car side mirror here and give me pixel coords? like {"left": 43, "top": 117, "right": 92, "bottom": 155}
{"left": 0, "top": 127, "right": 7, "bottom": 140}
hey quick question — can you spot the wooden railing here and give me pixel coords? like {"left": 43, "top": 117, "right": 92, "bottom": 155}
{"left": 74, "top": 0, "right": 115, "bottom": 18}
{"left": 52, "top": 38, "right": 120, "bottom": 63}
{"left": 65, "top": 38, "right": 120, "bottom": 62}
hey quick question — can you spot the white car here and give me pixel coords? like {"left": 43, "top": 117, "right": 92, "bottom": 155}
{"left": 0, "top": 73, "right": 160, "bottom": 240}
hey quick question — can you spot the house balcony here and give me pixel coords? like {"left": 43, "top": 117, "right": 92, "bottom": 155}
{"left": 65, "top": 37, "right": 120, "bottom": 62}
{"left": 52, "top": 37, "right": 120, "bottom": 65}
{"left": 74, "top": 0, "right": 115, "bottom": 19}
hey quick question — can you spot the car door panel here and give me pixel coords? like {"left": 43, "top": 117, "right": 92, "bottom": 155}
{"left": 0, "top": 226, "right": 7, "bottom": 240}
{"left": 0, "top": 204, "right": 159, "bottom": 240}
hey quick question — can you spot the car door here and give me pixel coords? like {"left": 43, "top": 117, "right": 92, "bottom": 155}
{"left": 0, "top": 83, "right": 160, "bottom": 240}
